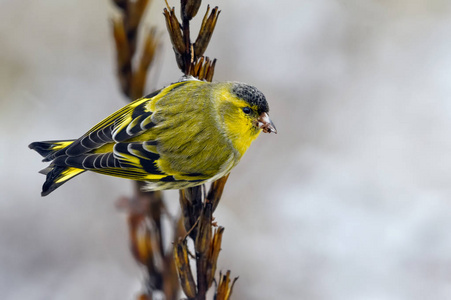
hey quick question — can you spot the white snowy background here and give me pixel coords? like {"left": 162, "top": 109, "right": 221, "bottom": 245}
{"left": 1, "top": 0, "right": 451, "bottom": 299}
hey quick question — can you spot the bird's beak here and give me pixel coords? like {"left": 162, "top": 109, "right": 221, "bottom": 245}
{"left": 257, "top": 112, "right": 277, "bottom": 134}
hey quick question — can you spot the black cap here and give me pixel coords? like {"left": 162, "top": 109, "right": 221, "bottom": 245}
{"left": 232, "top": 83, "right": 269, "bottom": 113}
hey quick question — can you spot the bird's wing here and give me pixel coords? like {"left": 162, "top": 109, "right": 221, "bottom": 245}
{"left": 63, "top": 89, "right": 162, "bottom": 157}
{"left": 49, "top": 81, "right": 213, "bottom": 182}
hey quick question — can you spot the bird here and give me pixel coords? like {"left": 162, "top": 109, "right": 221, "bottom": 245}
{"left": 29, "top": 79, "right": 277, "bottom": 196}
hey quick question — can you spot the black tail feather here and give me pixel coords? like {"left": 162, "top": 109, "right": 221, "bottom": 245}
{"left": 29, "top": 139, "right": 84, "bottom": 196}
{"left": 39, "top": 166, "right": 86, "bottom": 196}
{"left": 41, "top": 166, "right": 67, "bottom": 196}
{"left": 29, "top": 140, "right": 74, "bottom": 162}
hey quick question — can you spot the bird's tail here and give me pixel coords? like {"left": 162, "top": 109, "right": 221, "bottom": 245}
{"left": 29, "top": 140, "right": 85, "bottom": 196}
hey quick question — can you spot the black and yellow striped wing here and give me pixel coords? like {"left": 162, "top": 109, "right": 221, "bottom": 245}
{"left": 49, "top": 81, "right": 220, "bottom": 184}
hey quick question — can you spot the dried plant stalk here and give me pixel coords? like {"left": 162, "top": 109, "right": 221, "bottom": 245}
{"left": 163, "top": 2, "right": 238, "bottom": 299}
{"left": 111, "top": 0, "right": 237, "bottom": 299}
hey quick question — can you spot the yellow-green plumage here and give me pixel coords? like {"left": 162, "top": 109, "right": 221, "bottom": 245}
{"left": 29, "top": 79, "right": 276, "bottom": 196}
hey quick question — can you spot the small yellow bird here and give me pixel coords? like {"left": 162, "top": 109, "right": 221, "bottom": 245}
{"left": 30, "top": 79, "right": 277, "bottom": 196}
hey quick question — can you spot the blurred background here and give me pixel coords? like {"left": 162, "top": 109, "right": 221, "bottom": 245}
{"left": 2, "top": 0, "right": 451, "bottom": 299}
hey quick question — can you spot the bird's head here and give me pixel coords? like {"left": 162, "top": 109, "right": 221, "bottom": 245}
{"left": 231, "top": 83, "right": 277, "bottom": 135}
{"left": 215, "top": 82, "right": 277, "bottom": 155}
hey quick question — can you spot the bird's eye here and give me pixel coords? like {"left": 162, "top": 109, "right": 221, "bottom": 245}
{"left": 242, "top": 107, "right": 251, "bottom": 114}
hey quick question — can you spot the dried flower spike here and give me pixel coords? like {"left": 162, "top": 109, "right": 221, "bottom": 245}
{"left": 207, "top": 174, "right": 229, "bottom": 211}
{"left": 216, "top": 271, "right": 238, "bottom": 300}
{"left": 163, "top": 6, "right": 186, "bottom": 64}
{"left": 174, "top": 239, "right": 197, "bottom": 298}
{"left": 182, "top": 0, "right": 202, "bottom": 21}
{"left": 206, "top": 226, "right": 224, "bottom": 288}
{"left": 194, "top": 5, "right": 220, "bottom": 58}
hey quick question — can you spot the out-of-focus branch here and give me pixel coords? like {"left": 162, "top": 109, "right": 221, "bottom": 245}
{"left": 112, "top": 0, "right": 160, "bottom": 100}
